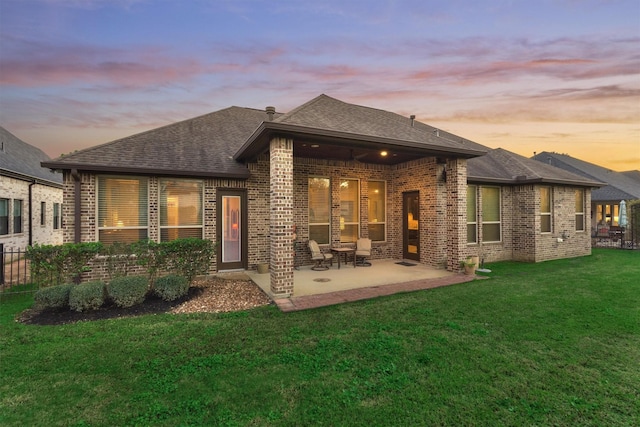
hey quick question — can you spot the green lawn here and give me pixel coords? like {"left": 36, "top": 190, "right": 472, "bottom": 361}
{"left": 1, "top": 249, "right": 639, "bottom": 426}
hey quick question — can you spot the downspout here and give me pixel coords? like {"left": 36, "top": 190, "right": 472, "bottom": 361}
{"left": 71, "top": 169, "right": 81, "bottom": 243}
{"left": 28, "top": 180, "right": 36, "bottom": 247}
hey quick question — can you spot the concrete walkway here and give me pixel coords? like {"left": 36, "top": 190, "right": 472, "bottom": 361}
{"left": 246, "top": 259, "right": 479, "bottom": 312}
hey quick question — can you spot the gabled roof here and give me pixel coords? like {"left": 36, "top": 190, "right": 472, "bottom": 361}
{"left": 621, "top": 170, "right": 640, "bottom": 184}
{"left": 235, "top": 94, "right": 487, "bottom": 161}
{"left": 468, "top": 148, "right": 603, "bottom": 187}
{"left": 43, "top": 107, "right": 279, "bottom": 178}
{"left": 0, "top": 126, "right": 63, "bottom": 186}
{"left": 532, "top": 152, "right": 640, "bottom": 201}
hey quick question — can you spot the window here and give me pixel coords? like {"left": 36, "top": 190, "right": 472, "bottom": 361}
{"left": 481, "top": 187, "right": 501, "bottom": 242}
{"left": 540, "top": 187, "right": 552, "bottom": 233}
{"left": 41, "top": 202, "right": 46, "bottom": 226}
{"left": 340, "top": 179, "right": 359, "bottom": 243}
{"left": 467, "top": 185, "right": 477, "bottom": 244}
{"left": 13, "top": 199, "right": 23, "bottom": 234}
{"left": 308, "top": 177, "right": 330, "bottom": 244}
{"left": 368, "top": 181, "right": 386, "bottom": 242}
{"left": 0, "top": 198, "right": 8, "bottom": 235}
{"left": 160, "top": 179, "right": 203, "bottom": 241}
{"left": 596, "top": 204, "right": 619, "bottom": 226}
{"left": 53, "top": 203, "right": 61, "bottom": 230}
{"left": 97, "top": 176, "right": 148, "bottom": 244}
{"left": 575, "top": 189, "right": 584, "bottom": 231}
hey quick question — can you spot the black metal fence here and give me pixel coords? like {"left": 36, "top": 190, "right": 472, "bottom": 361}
{"left": 1, "top": 245, "right": 32, "bottom": 292}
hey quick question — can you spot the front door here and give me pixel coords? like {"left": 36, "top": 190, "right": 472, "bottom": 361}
{"left": 403, "top": 191, "right": 420, "bottom": 261}
{"left": 217, "top": 189, "right": 247, "bottom": 270}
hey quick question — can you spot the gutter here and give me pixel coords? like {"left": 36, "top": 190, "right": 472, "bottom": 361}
{"left": 28, "top": 180, "right": 35, "bottom": 247}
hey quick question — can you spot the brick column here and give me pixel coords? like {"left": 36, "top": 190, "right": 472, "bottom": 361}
{"left": 269, "top": 137, "right": 294, "bottom": 296}
{"left": 446, "top": 158, "right": 468, "bottom": 271}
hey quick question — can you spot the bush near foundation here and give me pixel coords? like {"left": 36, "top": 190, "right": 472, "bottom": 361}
{"left": 107, "top": 276, "right": 149, "bottom": 308}
{"left": 69, "top": 281, "right": 106, "bottom": 312}
{"left": 153, "top": 275, "right": 189, "bottom": 301}
{"left": 34, "top": 284, "right": 74, "bottom": 309}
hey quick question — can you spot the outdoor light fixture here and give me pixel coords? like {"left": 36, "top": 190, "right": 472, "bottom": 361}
{"left": 380, "top": 151, "right": 388, "bottom": 156}
{"left": 311, "top": 144, "right": 319, "bottom": 148}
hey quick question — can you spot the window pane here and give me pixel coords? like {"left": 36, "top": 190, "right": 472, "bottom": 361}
{"left": 540, "top": 187, "right": 551, "bottom": 213}
{"left": 309, "top": 178, "right": 330, "bottom": 224}
{"left": 309, "top": 225, "right": 330, "bottom": 245}
{"left": 98, "top": 177, "right": 148, "bottom": 227}
{"left": 0, "top": 199, "right": 8, "bottom": 235}
{"left": 99, "top": 229, "right": 148, "bottom": 245}
{"left": 340, "top": 224, "right": 358, "bottom": 243}
{"left": 368, "top": 181, "right": 385, "bottom": 222}
{"left": 541, "top": 215, "right": 551, "bottom": 233}
{"left": 41, "top": 202, "right": 46, "bottom": 226}
{"left": 483, "top": 223, "right": 501, "bottom": 242}
{"left": 160, "top": 179, "right": 202, "bottom": 227}
{"left": 13, "top": 199, "right": 23, "bottom": 233}
{"left": 574, "top": 190, "right": 584, "bottom": 213}
{"left": 467, "top": 224, "right": 477, "bottom": 244}
{"left": 368, "top": 181, "right": 385, "bottom": 242}
{"left": 161, "top": 228, "right": 203, "bottom": 242}
{"left": 53, "top": 203, "right": 60, "bottom": 230}
{"left": 467, "top": 186, "right": 477, "bottom": 222}
{"left": 576, "top": 215, "right": 584, "bottom": 231}
{"left": 369, "top": 224, "right": 385, "bottom": 242}
{"left": 340, "top": 180, "right": 359, "bottom": 222}
{"left": 481, "top": 187, "right": 500, "bottom": 222}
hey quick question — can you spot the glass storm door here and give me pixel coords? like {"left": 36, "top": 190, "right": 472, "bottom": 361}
{"left": 217, "top": 190, "right": 247, "bottom": 270}
{"left": 403, "top": 191, "right": 420, "bottom": 261}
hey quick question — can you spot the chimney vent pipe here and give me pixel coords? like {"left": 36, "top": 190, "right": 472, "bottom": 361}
{"left": 265, "top": 106, "right": 275, "bottom": 121}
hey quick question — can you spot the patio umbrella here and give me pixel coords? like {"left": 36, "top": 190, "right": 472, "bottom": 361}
{"left": 619, "top": 200, "right": 628, "bottom": 228}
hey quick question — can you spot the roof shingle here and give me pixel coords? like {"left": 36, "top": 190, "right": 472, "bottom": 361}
{"left": 1, "top": 126, "right": 63, "bottom": 186}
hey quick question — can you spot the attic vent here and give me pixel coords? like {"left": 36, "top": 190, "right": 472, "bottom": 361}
{"left": 410, "top": 115, "right": 415, "bottom": 127}
{"left": 265, "top": 106, "right": 276, "bottom": 121}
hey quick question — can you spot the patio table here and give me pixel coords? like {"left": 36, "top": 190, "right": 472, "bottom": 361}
{"left": 330, "top": 247, "right": 356, "bottom": 269}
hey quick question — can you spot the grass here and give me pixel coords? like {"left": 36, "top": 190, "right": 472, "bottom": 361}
{"left": 1, "top": 248, "right": 639, "bottom": 426}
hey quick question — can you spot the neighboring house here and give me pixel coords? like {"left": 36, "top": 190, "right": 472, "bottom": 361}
{"left": 531, "top": 152, "right": 640, "bottom": 242}
{"left": 467, "top": 148, "right": 602, "bottom": 263}
{"left": 42, "top": 95, "right": 598, "bottom": 296}
{"left": 1, "top": 126, "right": 64, "bottom": 251}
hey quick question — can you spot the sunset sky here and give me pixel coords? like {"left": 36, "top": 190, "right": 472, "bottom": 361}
{"left": 1, "top": 0, "right": 639, "bottom": 171}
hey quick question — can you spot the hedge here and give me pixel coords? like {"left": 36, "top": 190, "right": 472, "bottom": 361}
{"left": 34, "top": 284, "right": 74, "bottom": 309}
{"left": 69, "top": 281, "right": 106, "bottom": 312}
{"left": 153, "top": 275, "right": 189, "bottom": 302}
{"left": 107, "top": 276, "right": 149, "bottom": 308}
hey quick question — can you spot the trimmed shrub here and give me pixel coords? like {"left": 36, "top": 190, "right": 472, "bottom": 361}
{"left": 34, "top": 284, "right": 74, "bottom": 309}
{"left": 107, "top": 276, "right": 149, "bottom": 308}
{"left": 69, "top": 281, "right": 106, "bottom": 312}
{"left": 163, "top": 238, "right": 216, "bottom": 284}
{"left": 153, "top": 274, "right": 189, "bottom": 302}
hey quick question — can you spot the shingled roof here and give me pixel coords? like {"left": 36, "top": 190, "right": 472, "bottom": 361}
{"left": 532, "top": 152, "right": 640, "bottom": 201}
{"left": 42, "top": 107, "right": 279, "bottom": 178}
{"left": 468, "top": 148, "right": 603, "bottom": 187}
{"left": 1, "top": 126, "right": 62, "bottom": 186}
{"left": 43, "top": 94, "right": 488, "bottom": 177}
{"left": 235, "top": 94, "right": 487, "bottom": 161}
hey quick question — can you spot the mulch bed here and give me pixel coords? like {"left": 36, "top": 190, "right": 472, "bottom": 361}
{"left": 16, "top": 277, "right": 272, "bottom": 326}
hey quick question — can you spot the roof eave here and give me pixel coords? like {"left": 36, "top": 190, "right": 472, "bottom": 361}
{"left": 468, "top": 175, "right": 604, "bottom": 187}
{"left": 41, "top": 162, "right": 251, "bottom": 179}
{"left": 234, "top": 122, "right": 487, "bottom": 161}
{"left": 1, "top": 168, "right": 63, "bottom": 188}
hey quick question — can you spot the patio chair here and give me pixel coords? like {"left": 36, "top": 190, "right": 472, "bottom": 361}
{"left": 355, "top": 238, "right": 372, "bottom": 267}
{"left": 308, "top": 239, "right": 333, "bottom": 271}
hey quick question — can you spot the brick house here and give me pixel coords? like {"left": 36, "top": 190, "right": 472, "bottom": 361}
{"left": 532, "top": 151, "right": 640, "bottom": 245}
{"left": 42, "top": 95, "right": 599, "bottom": 296}
{"left": 1, "top": 127, "right": 63, "bottom": 251}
